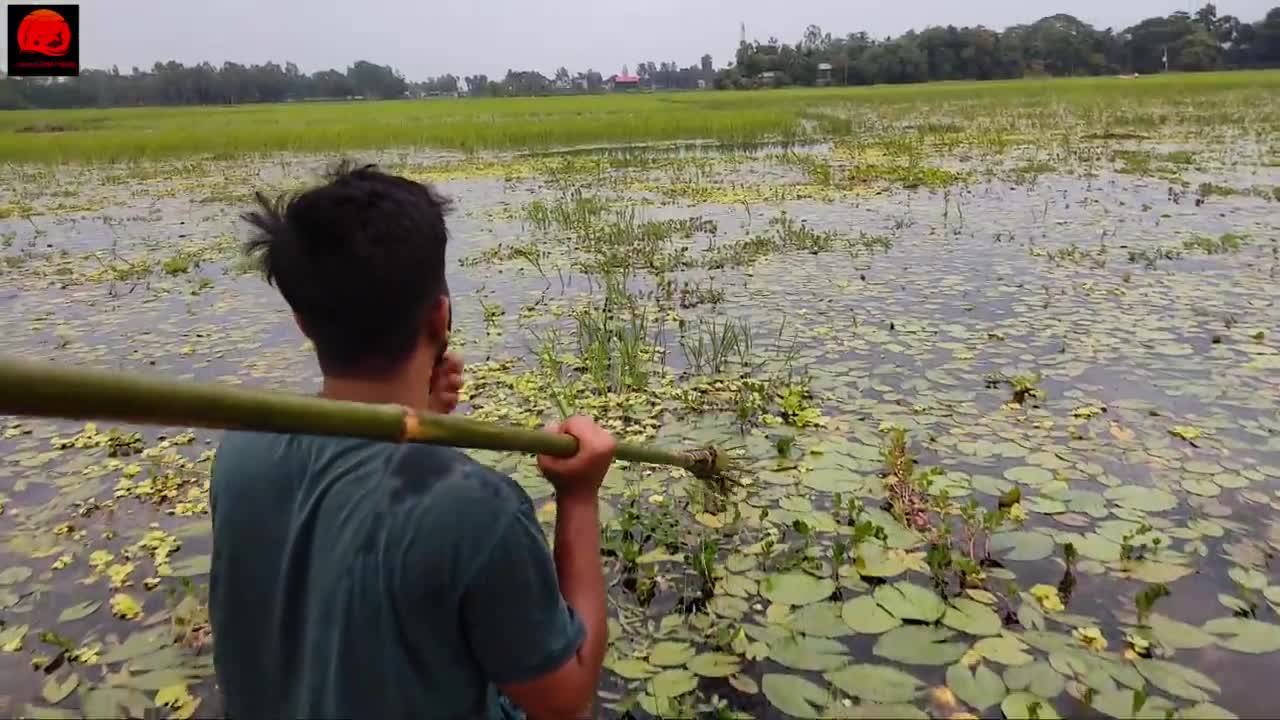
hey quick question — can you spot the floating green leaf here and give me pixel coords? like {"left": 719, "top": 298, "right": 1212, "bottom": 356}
{"left": 649, "top": 668, "right": 697, "bottom": 699}
{"left": 1005, "top": 466, "right": 1053, "bottom": 485}
{"left": 648, "top": 640, "right": 695, "bottom": 667}
{"left": 762, "top": 673, "right": 829, "bottom": 718}
{"left": 56, "top": 600, "right": 101, "bottom": 623}
{"left": 856, "top": 545, "right": 911, "bottom": 578}
{"left": 100, "top": 629, "right": 169, "bottom": 664}
{"left": 1202, "top": 617, "right": 1280, "bottom": 654}
{"left": 842, "top": 595, "right": 902, "bottom": 635}
{"left": 0, "top": 623, "right": 28, "bottom": 652}
{"left": 41, "top": 673, "right": 78, "bottom": 705}
{"left": 791, "top": 602, "right": 852, "bottom": 638}
{"left": 687, "top": 653, "right": 740, "bottom": 678}
{"left": 941, "top": 598, "right": 1003, "bottom": 636}
{"left": 872, "top": 625, "right": 968, "bottom": 666}
{"left": 1126, "top": 560, "right": 1194, "bottom": 584}
{"left": 769, "top": 634, "right": 850, "bottom": 672}
{"left": 873, "top": 581, "right": 946, "bottom": 623}
{"left": 1146, "top": 613, "right": 1216, "bottom": 650}
{"left": 1104, "top": 486, "right": 1178, "bottom": 513}
{"left": 824, "top": 663, "right": 925, "bottom": 703}
{"left": 1003, "top": 661, "right": 1066, "bottom": 699}
{"left": 762, "top": 572, "right": 836, "bottom": 607}
{"left": 1133, "top": 658, "right": 1220, "bottom": 702}
{"left": 1001, "top": 692, "right": 1061, "bottom": 720}
{"left": 163, "top": 553, "right": 211, "bottom": 577}
{"left": 0, "top": 566, "right": 33, "bottom": 585}
{"left": 989, "top": 531, "right": 1055, "bottom": 561}
{"left": 973, "top": 635, "right": 1033, "bottom": 666}
{"left": 1227, "top": 566, "right": 1268, "bottom": 591}
{"left": 1181, "top": 702, "right": 1240, "bottom": 719}
{"left": 1089, "top": 689, "right": 1175, "bottom": 719}
{"left": 608, "top": 658, "right": 656, "bottom": 680}
{"left": 946, "top": 662, "right": 1006, "bottom": 711}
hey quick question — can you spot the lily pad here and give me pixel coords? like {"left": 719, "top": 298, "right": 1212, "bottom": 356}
{"left": 1003, "top": 661, "right": 1066, "bottom": 698}
{"left": 1227, "top": 566, "right": 1268, "bottom": 591}
{"left": 872, "top": 625, "right": 968, "bottom": 666}
{"left": 41, "top": 673, "right": 78, "bottom": 705}
{"left": 841, "top": 595, "right": 902, "bottom": 634}
{"left": 791, "top": 602, "right": 853, "bottom": 638}
{"left": 56, "top": 600, "right": 101, "bottom": 623}
{"left": 686, "top": 653, "right": 740, "bottom": 678}
{"left": 648, "top": 640, "right": 695, "bottom": 667}
{"left": 941, "top": 598, "right": 1003, "bottom": 636}
{"left": 1000, "top": 692, "right": 1062, "bottom": 720}
{"left": 608, "top": 658, "right": 656, "bottom": 680}
{"left": 1005, "top": 466, "right": 1054, "bottom": 485}
{"left": 989, "top": 531, "right": 1055, "bottom": 561}
{"left": 762, "top": 673, "right": 829, "bottom": 718}
{"left": 1133, "top": 658, "right": 1220, "bottom": 702}
{"left": 973, "top": 635, "right": 1033, "bottom": 666}
{"left": 1181, "top": 702, "right": 1240, "bottom": 719}
{"left": 1147, "top": 613, "right": 1216, "bottom": 650}
{"left": 649, "top": 668, "right": 698, "bottom": 699}
{"left": 856, "top": 545, "right": 911, "bottom": 578}
{"left": 873, "top": 581, "right": 946, "bottom": 623}
{"left": 1104, "top": 486, "right": 1178, "bottom": 513}
{"left": 824, "top": 663, "right": 925, "bottom": 703}
{"left": 1089, "top": 689, "right": 1176, "bottom": 719}
{"left": 769, "top": 634, "right": 850, "bottom": 672}
{"left": 0, "top": 566, "right": 33, "bottom": 585}
{"left": 762, "top": 572, "right": 836, "bottom": 607}
{"left": 1126, "top": 560, "right": 1194, "bottom": 584}
{"left": 946, "top": 662, "right": 1006, "bottom": 711}
{"left": 1202, "top": 617, "right": 1280, "bottom": 654}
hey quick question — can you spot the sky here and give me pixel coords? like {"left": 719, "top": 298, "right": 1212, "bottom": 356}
{"left": 16, "top": 0, "right": 1278, "bottom": 80}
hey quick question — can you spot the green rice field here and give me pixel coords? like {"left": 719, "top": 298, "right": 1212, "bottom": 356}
{"left": 1, "top": 71, "right": 1279, "bottom": 719}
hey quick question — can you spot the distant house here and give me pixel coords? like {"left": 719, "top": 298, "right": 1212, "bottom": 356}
{"left": 610, "top": 73, "right": 641, "bottom": 91}
{"left": 758, "top": 70, "right": 779, "bottom": 87}
{"left": 817, "top": 63, "right": 833, "bottom": 86}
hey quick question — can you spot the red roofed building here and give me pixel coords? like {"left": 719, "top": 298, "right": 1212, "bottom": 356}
{"left": 609, "top": 73, "right": 641, "bottom": 91}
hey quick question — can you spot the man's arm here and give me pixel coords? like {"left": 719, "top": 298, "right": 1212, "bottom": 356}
{"left": 500, "top": 496, "right": 607, "bottom": 719}
{"left": 463, "top": 417, "right": 615, "bottom": 719}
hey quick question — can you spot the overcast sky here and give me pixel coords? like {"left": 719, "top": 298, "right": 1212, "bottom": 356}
{"left": 27, "top": 1, "right": 1278, "bottom": 79}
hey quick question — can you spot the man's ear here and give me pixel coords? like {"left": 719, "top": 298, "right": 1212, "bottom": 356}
{"left": 426, "top": 295, "right": 451, "bottom": 343}
{"left": 293, "top": 312, "right": 312, "bottom": 341}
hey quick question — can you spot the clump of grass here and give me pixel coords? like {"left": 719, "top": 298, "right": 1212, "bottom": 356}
{"left": 679, "top": 316, "right": 750, "bottom": 376}
{"left": 1128, "top": 246, "right": 1183, "bottom": 269}
{"left": 704, "top": 212, "right": 889, "bottom": 270}
{"left": 1182, "top": 232, "right": 1247, "bottom": 255}
{"left": 573, "top": 268, "right": 660, "bottom": 393}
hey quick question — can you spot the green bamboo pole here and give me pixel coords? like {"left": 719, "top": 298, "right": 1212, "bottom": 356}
{"left": 0, "top": 355, "right": 724, "bottom": 478}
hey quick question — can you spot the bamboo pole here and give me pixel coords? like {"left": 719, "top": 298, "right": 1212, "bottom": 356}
{"left": 0, "top": 355, "right": 725, "bottom": 478}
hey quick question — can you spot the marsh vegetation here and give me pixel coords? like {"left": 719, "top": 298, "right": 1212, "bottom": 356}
{"left": 0, "top": 73, "right": 1279, "bottom": 719}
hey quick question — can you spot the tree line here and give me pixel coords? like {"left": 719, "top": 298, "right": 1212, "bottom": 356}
{"left": 2, "top": 3, "right": 1278, "bottom": 109}
{"left": 724, "top": 4, "right": 1280, "bottom": 88}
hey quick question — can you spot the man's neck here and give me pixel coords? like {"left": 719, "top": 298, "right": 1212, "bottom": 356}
{"left": 320, "top": 362, "right": 432, "bottom": 412}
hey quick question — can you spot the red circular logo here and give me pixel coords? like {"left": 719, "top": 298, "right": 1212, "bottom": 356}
{"left": 16, "top": 8, "right": 72, "bottom": 57}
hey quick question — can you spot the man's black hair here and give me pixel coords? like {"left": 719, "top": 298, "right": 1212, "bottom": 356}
{"left": 243, "top": 161, "right": 452, "bottom": 378}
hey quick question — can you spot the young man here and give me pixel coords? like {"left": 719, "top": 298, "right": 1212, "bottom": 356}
{"left": 209, "top": 162, "right": 613, "bottom": 719}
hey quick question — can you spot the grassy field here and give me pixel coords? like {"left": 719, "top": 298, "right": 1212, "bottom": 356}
{"left": 0, "top": 70, "right": 1279, "bottom": 720}
{"left": 2, "top": 71, "right": 1279, "bottom": 163}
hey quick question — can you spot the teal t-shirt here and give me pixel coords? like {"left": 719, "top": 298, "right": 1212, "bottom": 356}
{"left": 209, "top": 431, "right": 585, "bottom": 719}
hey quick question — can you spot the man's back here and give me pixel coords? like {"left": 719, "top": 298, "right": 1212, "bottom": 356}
{"left": 209, "top": 431, "right": 585, "bottom": 719}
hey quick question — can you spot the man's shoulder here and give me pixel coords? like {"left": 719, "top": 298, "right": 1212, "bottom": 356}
{"left": 389, "top": 443, "right": 534, "bottom": 518}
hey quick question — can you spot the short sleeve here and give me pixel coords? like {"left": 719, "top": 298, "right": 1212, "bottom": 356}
{"left": 461, "top": 504, "right": 587, "bottom": 686}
